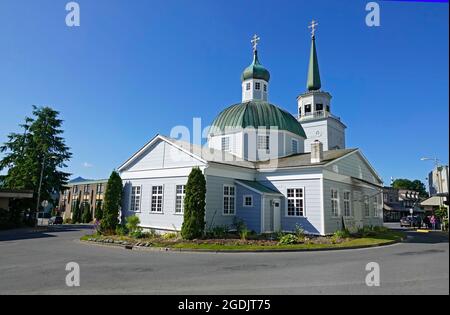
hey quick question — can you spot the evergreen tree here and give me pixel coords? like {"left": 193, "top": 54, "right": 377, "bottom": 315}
{"left": 181, "top": 168, "right": 206, "bottom": 240}
{"left": 81, "top": 202, "right": 92, "bottom": 223}
{"left": 72, "top": 200, "right": 81, "bottom": 224}
{"left": 100, "top": 171, "right": 123, "bottom": 234}
{"left": 0, "top": 106, "right": 72, "bottom": 222}
{"left": 95, "top": 200, "right": 103, "bottom": 220}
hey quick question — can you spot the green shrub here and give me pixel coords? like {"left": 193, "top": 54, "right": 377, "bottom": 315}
{"left": 125, "top": 215, "right": 141, "bottom": 233}
{"left": 115, "top": 224, "right": 129, "bottom": 236}
{"left": 239, "top": 228, "right": 250, "bottom": 241}
{"left": 233, "top": 218, "right": 247, "bottom": 234}
{"left": 207, "top": 225, "right": 229, "bottom": 239}
{"left": 181, "top": 168, "right": 206, "bottom": 240}
{"left": 278, "top": 234, "right": 298, "bottom": 245}
{"left": 162, "top": 232, "right": 178, "bottom": 240}
{"left": 333, "top": 229, "right": 351, "bottom": 239}
{"left": 294, "top": 224, "right": 306, "bottom": 239}
{"left": 81, "top": 203, "right": 92, "bottom": 223}
{"left": 100, "top": 171, "right": 123, "bottom": 234}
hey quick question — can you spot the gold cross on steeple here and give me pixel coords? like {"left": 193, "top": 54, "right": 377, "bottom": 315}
{"left": 308, "top": 19, "right": 319, "bottom": 38}
{"left": 251, "top": 34, "right": 260, "bottom": 53}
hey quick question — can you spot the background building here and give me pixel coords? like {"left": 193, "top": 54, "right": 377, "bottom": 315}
{"left": 383, "top": 187, "right": 422, "bottom": 222}
{"left": 58, "top": 177, "right": 108, "bottom": 221}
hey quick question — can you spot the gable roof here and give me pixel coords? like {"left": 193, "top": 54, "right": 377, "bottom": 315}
{"left": 117, "top": 135, "right": 381, "bottom": 184}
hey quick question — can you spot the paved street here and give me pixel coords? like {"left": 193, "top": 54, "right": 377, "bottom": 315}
{"left": 0, "top": 225, "right": 448, "bottom": 295}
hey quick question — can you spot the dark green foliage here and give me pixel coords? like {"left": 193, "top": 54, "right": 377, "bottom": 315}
{"left": 72, "top": 200, "right": 81, "bottom": 223}
{"left": 81, "top": 203, "right": 92, "bottom": 223}
{"left": 95, "top": 200, "right": 103, "bottom": 220}
{"left": 0, "top": 106, "right": 72, "bottom": 222}
{"left": 100, "top": 171, "right": 123, "bottom": 234}
{"left": 181, "top": 168, "right": 206, "bottom": 240}
{"left": 392, "top": 179, "right": 428, "bottom": 198}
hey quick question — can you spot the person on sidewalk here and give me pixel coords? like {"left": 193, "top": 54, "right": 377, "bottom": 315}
{"left": 430, "top": 215, "right": 437, "bottom": 230}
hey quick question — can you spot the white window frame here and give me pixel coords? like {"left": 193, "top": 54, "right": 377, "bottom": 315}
{"left": 286, "top": 188, "right": 305, "bottom": 217}
{"left": 331, "top": 188, "right": 340, "bottom": 217}
{"left": 130, "top": 185, "right": 142, "bottom": 212}
{"left": 150, "top": 185, "right": 164, "bottom": 213}
{"left": 223, "top": 185, "right": 236, "bottom": 216}
{"left": 243, "top": 195, "right": 253, "bottom": 207}
{"left": 292, "top": 139, "right": 298, "bottom": 154}
{"left": 364, "top": 195, "right": 370, "bottom": 217}
{"left": 221, "top": 136, "right": 230, "bottom": 152}
{"left": 343, "top": 191, "right": 352, "bottom": 217}
{"left": 257, "top": 135, "right": 270, "bottom": 151}
{"left": 175, "top": 185, "right": 185, "bottom": 214}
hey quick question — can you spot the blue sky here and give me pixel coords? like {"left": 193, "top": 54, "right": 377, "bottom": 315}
{"left": 0, "top": 0, "right": 448, "bottom": 186}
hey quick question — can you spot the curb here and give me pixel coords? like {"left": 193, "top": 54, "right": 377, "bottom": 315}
{"left": 80, "top": 237, "right": 404, "bottom": 254}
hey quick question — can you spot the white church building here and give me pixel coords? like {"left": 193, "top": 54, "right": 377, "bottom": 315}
{"left": 118, "top": 26, "right": 383, "bottom": 236}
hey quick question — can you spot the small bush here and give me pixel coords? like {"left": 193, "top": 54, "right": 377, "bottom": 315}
{"left": 239, "top": 228, "right": 250, "bottom": 241}
{"left": 294, "top": 224, "right": 306, "bottom": 239}
{"left": 130, "top": 230, "right": 144, "bottom": 239}
{"left": 162, "top": 232, "right": 178, "bottom": 240}
{"left": 233, "top": 218, "right": 247, "bottom": 234}
{"left": 125, "top": 215, "right": 142, "bottom": 235}
{"left": 115, "top": 224, "right": 129, "bottom": 236}
{"left": 207, "top": 225, "right": 229, "bottom": 239}
{"left": 278, "top": 234, "right": 298, "bottom": 245}
{"left": 333, "top": 229, "right": 351, "bottom": 239}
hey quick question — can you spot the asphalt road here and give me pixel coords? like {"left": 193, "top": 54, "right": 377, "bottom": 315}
{"left": 0, "top": 225, "right": 448, "bottom": 295}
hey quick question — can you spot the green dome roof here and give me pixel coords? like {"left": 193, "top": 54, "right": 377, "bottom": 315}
{"left": 241, "top": 51, "right": 271, "bottom": 82}
{"left": 209, "top": 101, "right": 306, "bottom": 138}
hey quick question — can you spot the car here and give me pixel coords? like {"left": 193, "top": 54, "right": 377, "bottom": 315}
{"left": 48, "top": 216, "right": 63, "bottom": 225}
{"left": 400, "top": 216, "right": 421, "bottom": 228}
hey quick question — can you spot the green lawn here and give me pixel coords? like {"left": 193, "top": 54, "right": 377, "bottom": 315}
{"left": 81, "top": 230, "right": 405, "bottom": 252}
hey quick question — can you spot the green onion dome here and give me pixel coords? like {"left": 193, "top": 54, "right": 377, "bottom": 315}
{"left": 241, "top": 51, "right": 271, "bottom": 82}
{"left": 209, "top": 100, "right": 306, "bottom": 138}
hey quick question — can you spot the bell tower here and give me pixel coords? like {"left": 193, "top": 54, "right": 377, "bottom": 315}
{"left": 298, "top": 20, "right": 346, "bottom": 152}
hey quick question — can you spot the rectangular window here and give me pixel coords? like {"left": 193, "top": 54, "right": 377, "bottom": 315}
{"left": 263, "top": 84, "right": 267, "bottom": 92}
{"left": 73, "top": 186, "right": 78, "bottom": 194}
{"left": 364, "top": 195, "right": 370, "bottom": 217}
{"left": 243, "top": 195, "right": 253, "bottom": 207}
{"left": 246, "top": 82, "right": 251, "bottom": 91}
{"left": 343, "top": 191, "right": 352, "bottom": 217}
{"left": 221, "top": 137, "right": 230, "bottom": 152}
{"left": 130, "top": 186, "right": 141, "bottom": 212}
{"left": 255, "top": 82, "right": 261, "bottom": 90}
{"left": 315, "top": 103, "right": 324, "bottom": 111}
{"left": 373, "top": 196, "right": 379, "bottom": 218}
{"left": 257, "top": 135, "right": 270, "bottom": 151}
{"left": 84, "top": 185, "right": 90, "bottom": 193}
{"left": 292, "top": 139, "right": 298, "bottom": 154}
{"left": 175, "top": 185, "right": 186, "bottom": 214}
{"left": 305, "top": 104, "right": 312, "bottom": 113}
{"left": 287, "top": 188, "right": 304, "bottom": 217}
{"left": 96, "top": 183, "right": 104, "bottom": 194}
{"left": 151, "top": 186, "right": 163, "bottom": 213}
{"left": 331, "top": 189, "right": 339, "bottom": 217}
{"left": 223, "top": 185, "right": 235, "bottom": 215}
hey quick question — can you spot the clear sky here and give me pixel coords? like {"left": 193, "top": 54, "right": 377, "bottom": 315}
{"left": 0, "top": 0, "right": 448, "bottom": 185}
